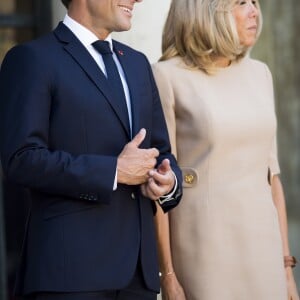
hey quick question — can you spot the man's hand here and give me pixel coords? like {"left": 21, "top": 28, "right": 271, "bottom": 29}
{"left": 117, "top": 128, "right": 159, "bottom": 185}
{"left": 141, "top": 159, "right": 175, "bottom": 200}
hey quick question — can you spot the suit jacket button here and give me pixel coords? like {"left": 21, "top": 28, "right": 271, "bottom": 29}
{"left": 131, "top": 193, "right": 135, "bottom": 200}
{"left": 184, "top": 174, "right": 194, "bottom": 184}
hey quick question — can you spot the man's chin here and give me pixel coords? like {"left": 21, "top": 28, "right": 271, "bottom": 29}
{"left": 115, "top": 23, "right": 132, "bottom": 32}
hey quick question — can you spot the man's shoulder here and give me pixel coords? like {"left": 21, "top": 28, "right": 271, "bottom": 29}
{"left": 6, "top": 31, "right": 55, "bottom": 57}
{"left": 1, "top": 31, "right": 58, "bottom": 73}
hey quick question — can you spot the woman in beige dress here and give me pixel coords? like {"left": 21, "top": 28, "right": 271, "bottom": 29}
{"left": 153, "top": 0, "right": 299, "bottom": 299}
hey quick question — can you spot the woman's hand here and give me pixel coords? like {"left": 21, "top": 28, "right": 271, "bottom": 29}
{"left": 286, "top": 267, "right": 299, "bottom": 300}
{"left": 160, "top": 272, "right": 186, "bottom": 300}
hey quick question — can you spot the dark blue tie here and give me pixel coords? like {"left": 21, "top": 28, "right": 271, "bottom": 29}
{"left": 92, "top": 40, "right": 130, "bottom": 132}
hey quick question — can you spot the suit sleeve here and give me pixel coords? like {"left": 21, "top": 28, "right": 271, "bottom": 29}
{"left": 145, "top": 58, "right": 182, "bottom": 212}
{"left": 0, "top": 45, "right": 116, "bottom": 203}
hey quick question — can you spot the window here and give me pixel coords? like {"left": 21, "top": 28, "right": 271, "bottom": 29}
{"left": 0, "top": 0, "right": 52, "bottom": 62}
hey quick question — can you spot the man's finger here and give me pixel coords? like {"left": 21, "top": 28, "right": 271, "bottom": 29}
{"left": 157, "top": 159, "right": 171, "bottom": 174}
{"left": 131, "top": 128, "right": 146, "bottom": 147}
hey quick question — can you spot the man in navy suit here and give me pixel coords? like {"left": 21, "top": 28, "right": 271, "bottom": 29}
{"left": 0, "top": 0, "right": 182, "bottom": 299}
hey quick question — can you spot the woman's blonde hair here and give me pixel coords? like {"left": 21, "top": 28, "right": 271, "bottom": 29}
{"left": 160, "top": 0, "right": 262, "bottom": 74}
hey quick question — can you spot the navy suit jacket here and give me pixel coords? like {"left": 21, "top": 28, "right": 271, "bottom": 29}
{"left": 0, "top": 23, "right": 182, "bottom": 295}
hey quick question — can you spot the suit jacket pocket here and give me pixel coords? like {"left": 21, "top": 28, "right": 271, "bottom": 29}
{"left": 42, "top": 197, "right": 99, "bottom": 220}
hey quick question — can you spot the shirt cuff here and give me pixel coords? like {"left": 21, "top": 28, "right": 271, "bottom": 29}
{"left": 113, "top": 169, "right": 117, "bottom": 191}
{"left": 157, "top": 171, "right": 178, "bottom": 205}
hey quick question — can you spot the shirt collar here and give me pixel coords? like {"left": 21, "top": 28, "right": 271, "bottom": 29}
{"left": 63, "top": 14, "right": 113, "bottom": 51}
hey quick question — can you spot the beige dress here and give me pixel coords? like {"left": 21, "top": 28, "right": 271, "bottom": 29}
{"left": 152, "top": 57, "right": 287, "bottom": 300}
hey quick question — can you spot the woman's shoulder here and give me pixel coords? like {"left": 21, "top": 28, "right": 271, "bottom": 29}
{"left": 235, "top": 56, "right": 272, "bottom": 82}
{"left": 152, "top": 56, "right": 186, "bottom": 72}
{"left": 152, "top": 56, "right": 201, "bottom": 84}
{"left": 242, "top": 56, "right": 271, "bottom": 73}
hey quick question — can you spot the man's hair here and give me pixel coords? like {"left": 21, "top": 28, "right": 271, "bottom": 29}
{"left": 160, "top": 0, "right": 262, "bottom": 74}
{"left": 61, "top": 0, "right": 72, "bottom": 8}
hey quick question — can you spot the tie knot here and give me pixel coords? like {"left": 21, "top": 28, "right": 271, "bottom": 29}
{"left": 92, "top": 40, "right": 112, "bottom": 55}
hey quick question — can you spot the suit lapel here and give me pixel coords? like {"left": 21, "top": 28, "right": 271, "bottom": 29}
{"left": 54, "top": 23, "right": 131, "bottom": 138}
{"left": 114, "top": 42, "right": 141, "bottom": 137}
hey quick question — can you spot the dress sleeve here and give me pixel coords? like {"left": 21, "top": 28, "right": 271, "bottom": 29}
{"left": 264, "top": 63, "right": 280, "bottom": 175}
{"left": 151, "top": 63, "right": 177, "bottom": 158}
{"left": 269, "top": 135, "right": 280, "bottom": 175}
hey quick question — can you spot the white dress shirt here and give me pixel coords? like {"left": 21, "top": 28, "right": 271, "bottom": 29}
{"left": 62, "top": 15, "right": 177, "bottom": 199}
{"left": 63, "top": 14, "right": 132, "bottom": 131}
